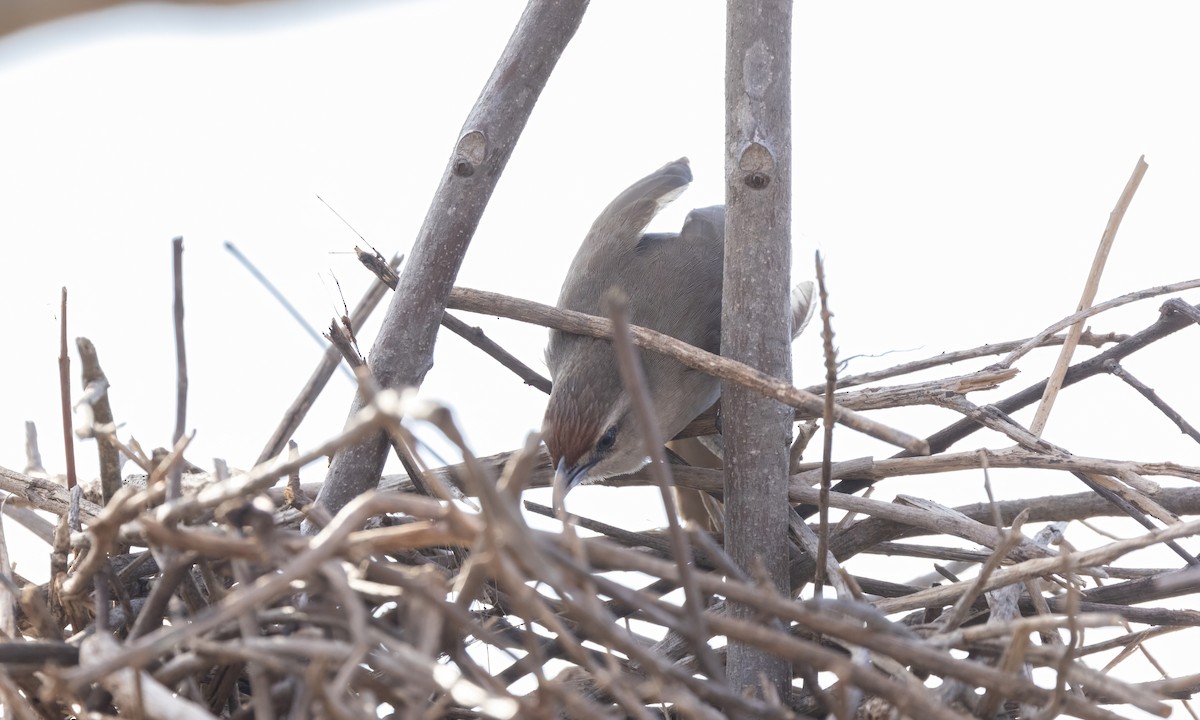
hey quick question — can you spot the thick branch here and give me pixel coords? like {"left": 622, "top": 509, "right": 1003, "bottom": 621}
{"left": 309, "top": 0, "right": 590, "bottom": 527}
{"left": 723, "top": 0, "right": 794, "bottom": 701}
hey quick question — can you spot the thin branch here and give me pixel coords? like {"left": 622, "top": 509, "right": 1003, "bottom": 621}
{"left": 825, "top": 296, "right": 1200, "bottom": 504}
{"left": 999, "top": 278, "right": 1200, "bottom": 368}
{"left": 448, "top": 287, "right": 929, "bottom": 454}
{"left": 256, "top": 251, "right": 401, "bottom": 464}
{"left": 815, "top": 251, "right": 836, "bottom": 589}
{"left": 1104, "top": 359, "right": 1200, "bottom": 445}
{"left": 57, "top": 289, "right": 76, "bottom": 491}
{"left": 439, "top": 313, "right": 552, "bottom": 394}
{"left": 603, "top": 289, "right": 723, "bottom": 683}
{"left": 169, "top": 237, "right": 188, "bottom": 502}
{"left": 353, "top": 244, "right": 551, "bottom": 394}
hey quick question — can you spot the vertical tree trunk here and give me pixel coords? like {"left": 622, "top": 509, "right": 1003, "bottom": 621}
{"left": 308, "top": 0, "right": 590, "bottom": 528}
{"left": 722, "top": 0, "right": 794, "bottom": 703}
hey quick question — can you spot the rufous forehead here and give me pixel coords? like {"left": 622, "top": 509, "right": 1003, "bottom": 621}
{"left": 543, "top": 397, "right": 602, "bottom": 467}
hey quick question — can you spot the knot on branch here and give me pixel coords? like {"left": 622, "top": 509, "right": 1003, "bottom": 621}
{"left": 452, "top": 130, "right": 487, "bottom": 177}
{"left": 737, "top": 142, "right": 775, "bottom": 190}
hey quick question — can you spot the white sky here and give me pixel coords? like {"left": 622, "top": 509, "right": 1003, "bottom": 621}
{"left": 2, "top": 2, "right": 1199, "bottom": 713}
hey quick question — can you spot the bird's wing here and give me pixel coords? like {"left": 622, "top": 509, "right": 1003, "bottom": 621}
{"left": 679, "top": 205, "right": 724, "bottom": 247}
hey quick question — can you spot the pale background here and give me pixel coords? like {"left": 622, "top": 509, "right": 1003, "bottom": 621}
{"left": 1, "top": 2, "right": 1198, "bottom": 715}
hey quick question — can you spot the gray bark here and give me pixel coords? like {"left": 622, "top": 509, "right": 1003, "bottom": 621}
{"left": 309, "top": 0, "right": 591, "bottom": 528}
{"left": 722, "top": 0, "right": 795, "bottom": 703}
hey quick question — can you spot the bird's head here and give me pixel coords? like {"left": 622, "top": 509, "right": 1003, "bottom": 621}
{"left": 542, "top": 356, "right": 649, "bottom": 512}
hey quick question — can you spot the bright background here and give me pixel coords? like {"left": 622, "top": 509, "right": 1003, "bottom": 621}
{"left": 2, "top": 2, "right": 1199, "bottom": 715}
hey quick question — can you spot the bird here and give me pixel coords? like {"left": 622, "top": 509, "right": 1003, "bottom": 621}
{"left": 542, "top": 157, "right": 812, "bottom": 510}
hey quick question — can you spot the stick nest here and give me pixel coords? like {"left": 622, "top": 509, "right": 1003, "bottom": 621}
{"left": 3, "top": 276, "right": 1200, "bottom": 720}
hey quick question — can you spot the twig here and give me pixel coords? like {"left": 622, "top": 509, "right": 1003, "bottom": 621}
{"left": 682, "top": 364, "right": 1018, "bottom": 438}
{"left": 797, "top": 329, "right": 1123, "bottom": 395}
{"left": 23, "top": 422, "right": 45, "bottom": 476}
{"left": 602, "top": 289, "right": 723, "bottom": 683}
{"left": 225, "top": 240, "right": 352, "bottom": 380}
{"left": 162, "top": 388, "right": 409, "bottom": 523}
{"left": 448, "top": 286, "right": 929, "bottom": 454}
{"left": 351, "top": 245, "right": 552, "bottom": 395}
{"left": 75, "top": 337, "right": 121, "bottom": 504}
{"left": 1030, "top": 155, "right": 1148, "bottom": 435}
{"left": 170, "top": 237, "right": 188, "bottom": 502}
{"left": 580, "top": 533, "right": 1152, "bottom": 720}
{"left": 57, "top": 289, "right": 76, "bottom": 491}
{"left": 937, "top": 509, "right": 1030, "bottom": 631}
{"left": 826, "top": 296, "right": 1200, "bottom": 503}
{"left": 1104, "top": 359, "right": 1200, "bottom": 445}
{"left": 933, "top": 394, "right": 1198, "bottom": 566}
{"left": 999, "top": 278, "right": 1200, "bottom": 368}
{"left": 815, "top": 251, "right": 836, "bottom": 590}
{"left": 0, "top": 465, "right": 103, "bottom": 521}
{"left": 873, "top": 514, "right": 1200, "bottom": 616}
{"left": 257, "top": 252, "right": 401, "bottom": 464}
{"left": 439, "top": 313, "right": 552, "bottom": 394}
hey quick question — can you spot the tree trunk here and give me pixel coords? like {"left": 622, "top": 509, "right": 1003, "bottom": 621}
{"left": 722, "top": 0, "right": 794, "bottom": 703}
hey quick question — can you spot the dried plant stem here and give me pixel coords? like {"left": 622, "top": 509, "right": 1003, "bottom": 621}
{"left": 56, "top": 289, "right": 76, "bottom": 491}
{"left": 74, "top": 338, "right": 121, "bottom": 504}
{"left": 815, "top": 251, "right": 836, "bottom": 589}
{"left": 999, "top": 277, "right": 1200, "bottom": 368}
{"left": 1030, "top": 155, "right": 1148, "bottom": 436}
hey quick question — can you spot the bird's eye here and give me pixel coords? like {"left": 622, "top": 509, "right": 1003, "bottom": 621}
{"left": 596, "top": 426, "right": 618, "bottom": 453}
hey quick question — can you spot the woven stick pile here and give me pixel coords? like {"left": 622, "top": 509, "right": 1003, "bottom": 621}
{"left": 4, "top": 158, "right": 1200, "bottom": 717}
{"left": 0, "top": 262, "right": 1198, "bottom": 719}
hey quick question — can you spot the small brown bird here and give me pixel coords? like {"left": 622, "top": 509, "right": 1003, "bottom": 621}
{"left": 543, "top": 158, "right": 722, "bottom": 504}
{"left": 543, "top": 158, "right": 812, "bottom": 508}
{"left": 547, "top": 158, "right": 816, "bottom": 508}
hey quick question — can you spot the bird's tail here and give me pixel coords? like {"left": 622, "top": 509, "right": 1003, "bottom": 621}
{"left": 589, "top": 158, "right": 693, "bottom": 242}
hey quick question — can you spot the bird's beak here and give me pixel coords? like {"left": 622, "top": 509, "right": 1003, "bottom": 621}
{"left": 552, "top": 457, "right": 596, "bottom": 517}
{"left": 552, "top": 457, "right": 571, "bottom": 517}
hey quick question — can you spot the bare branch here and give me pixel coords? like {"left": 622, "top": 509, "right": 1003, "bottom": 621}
{"left": 311, "top": 0, "right": 591, "bottom": 527}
